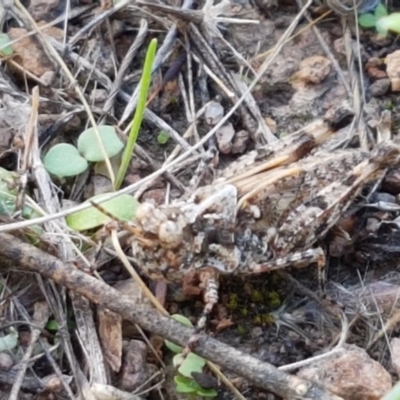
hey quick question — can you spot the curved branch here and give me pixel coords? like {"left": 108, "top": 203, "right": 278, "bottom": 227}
{"left": 0, "top": 232, "right": 342, "bottom": 400}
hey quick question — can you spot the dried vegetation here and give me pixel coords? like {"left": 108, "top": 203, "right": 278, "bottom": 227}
{"left": 2, "top": 0, "right": 400, "bottom": 399}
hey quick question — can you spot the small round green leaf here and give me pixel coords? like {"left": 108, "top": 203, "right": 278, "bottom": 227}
{"left": 46, "top": 320, "right": 59, "bottom": 332}
{"left": 375, "top": 3, "right": 388, "bottom": 18}
{"left": 376, "top": 13, "right": 400, "bottom": 35}
{"left": 197, "top": 388, "right": 218, "bottom": 397}
{"left": 66, "top": 193, "right": 139, "bottom": 231}
{"left": 164, "top": 340, "right": 183, "bottom": 354}
{"left": 358, "top": 13, "right": 377, "bottom": 28}
{"left": 44, "top": 144, "right": 88, "bottom": 178}
{"left": 174, "top": 375, "right": 193, "bottom": 385}
{"left": 174, "top": 353, "right": 206, "bottom": 378}
{"left": 171, "top": 314, "right": 193, "bottom": 327}
{"left": 165, "top": 314, "right": 194, "bottom": 353}
{"left": 175, "top": 383, "right": 196, "bottom": 394}
{"left": 157, "top": 131, "right": 170, "bottom": 145}
{"left": 0, "top": 33, "right": 13, "bottom": 56}
{"left": 78, "top": 125, "right": 124, "bottom": 162}
{"left": 383, "top": 381, "right": 400, "bottom": 400}
{"left": 174, "top": 376, "right": 203, "bottom": 394}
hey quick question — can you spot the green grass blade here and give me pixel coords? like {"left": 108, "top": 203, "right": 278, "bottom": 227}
{"left": 114, "top": 38, "right": 157, "bottom": 190}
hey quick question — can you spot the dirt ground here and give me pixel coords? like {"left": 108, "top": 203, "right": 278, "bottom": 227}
{"left": 2, "top": 0, "right": 400, "bottom": 399}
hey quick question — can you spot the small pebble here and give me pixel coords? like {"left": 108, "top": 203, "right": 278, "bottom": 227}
{"left": 232, "top": 130, "right": 249, "bottom": 154}
{"left": 0, "top": 352, "right": 13, "bottom": 370}
{"left": 216, "top": 123, "right": 235, "bottom": 154}
{"left": 369, "top": 79, "right": 390, "bottom": 97}
{"left": 205, "top": 101, "right": 224, "bottom": 126}
{"left": 251, "top": 327, "right": 263, "bottom": 338}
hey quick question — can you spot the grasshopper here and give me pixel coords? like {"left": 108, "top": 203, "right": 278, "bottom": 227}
{"left": 128, "top": 112, "right": 400, "bottom": 341}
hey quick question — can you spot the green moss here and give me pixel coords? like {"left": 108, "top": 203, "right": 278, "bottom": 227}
{"left": 239, "top": 307, "right": 248, "bottom": 316}
{"left": 237, "top": 324, "right": 248, "bottom": 335}
{"left": 252, "top": 313, "right": 276, "bottom": 325}
{"left": 250, "top": 289, "right": 264, "bottom": 303}
{"left": 265, "top": 291, "right": 281, "bottom": 307}
{"left": 227, "top": 293, "right": 239, "bottom": 310}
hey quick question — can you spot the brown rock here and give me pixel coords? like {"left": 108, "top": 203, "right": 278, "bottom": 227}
{"left": 383, "top": 167, "right": 400, "bottom": 195}
{"left": 367, "top": 67, "right": 387, "bottom": 80}
{"left": 385, "top": 50, "right": 400, "bottom": 91}
{"left": 369, "top": 78, "right": 390, "bottom": 97}
{"left": 119, "top": 340, "right": 155, "bottom": 391}
{"left": 297, "top": 344, "right": 392, "bottom": 400}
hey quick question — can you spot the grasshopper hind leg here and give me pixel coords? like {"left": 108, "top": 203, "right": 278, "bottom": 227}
{"left": 178, "top": 268, "right": 220, "bottom": 364}
{"left": 247, "top": 247, "right": 327, "bottom": 294}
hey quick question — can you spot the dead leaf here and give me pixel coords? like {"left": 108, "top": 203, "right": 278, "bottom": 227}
{"left": 8, "top": 26, "right": 62, "bottom": 78}
{"left": 98, "top": 307, "right": 122, "bottom": 372}
{"left": 98, "top": 280, "right": 151, "bottom": 372}
{"left": 291, "top": 56, "right": 332, "bottom": 87}
{"left": 215, "top": 318, "right": 234, "bottom": 333}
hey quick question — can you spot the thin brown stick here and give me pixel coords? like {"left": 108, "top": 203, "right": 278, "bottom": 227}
{"left": 0, "top": 233, "right": 343, "bottom": 400}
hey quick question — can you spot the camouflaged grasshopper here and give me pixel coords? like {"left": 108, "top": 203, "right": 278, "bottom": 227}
{"left": 127, "top": 112, "right": 400, "bottom": 338}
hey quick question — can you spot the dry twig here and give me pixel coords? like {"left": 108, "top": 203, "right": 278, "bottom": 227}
{"left": 0, "top": 232, "right": 343, "bottom": 400}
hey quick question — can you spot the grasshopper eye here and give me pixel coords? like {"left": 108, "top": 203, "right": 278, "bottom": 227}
{"left": 159, "top": 221, "right": 183, "bottom": 248}
{"left": 136, "top": 203, "right": 155, "bottom": 222}
{"left": 136, "top": 203, "right": 167, "bottom": 234}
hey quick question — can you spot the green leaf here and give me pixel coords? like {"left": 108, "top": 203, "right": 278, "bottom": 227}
{"left": 164, "top": 340, "right": 183, "bottom": 354}
{"left": 358, "top": 13, "right": 377, "bottom": 27}
{"left": 44, "top": 143, "right": 88, "bottom": 178}
{"left": 197, "top": 388, "right": 218, "bottom": 397}
{"left": 0, "top": 328, "right": 18, "bottom": 352}
{"left": 171, "top": 314, "right": 193, "bottom": 327}
{"left": 66, "top": 193, "right": 139, "bottom": 231}
{"left": 115, "top": 38, "right": 158, "bottom": 190}
{"left": 383, "top": 381, "right": 400, "bottom": 400}
{"left": 0, "top": 168, "right": 18, "bottom": 215}
{"left": 174, "top": 353, "right": 206, "bottom": 378}
{"left": 0, "top": 34, "right": 13, "bottom": 56}
{"left": 46, "top": 319, "right": 59, "bottom": 332}
{"left": 174, "top": 375, "right": 194, "bottom": 385}
{"left": 0, "top": 168, "right": 42, "bottom": 219}
{"left": 174, "top": 375, "right": 197, "bottom": 385}
{"left": 165, "top": 314, "right": 194, "bottom": 353}
{"left": 375, "top": 3, "right": 388, "bottom": 18}
{"left": 157, "top": 131, "right": 170, "bottom": 145}
{"left": 174, "top": 376, "right": 202, "bottom": 393}
{"left": 175, "top": 383, "right": 198, "bottom": 394}
{"left": 78, "top": 125, "right": 124, "bottom": 162}
{"left": 376, "top": 13, "right": 400, "bottom": 35}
